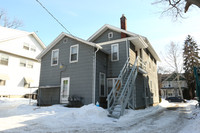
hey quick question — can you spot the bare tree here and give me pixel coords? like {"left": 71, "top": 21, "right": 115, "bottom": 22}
{"left": 0, "top": 9, "right": 23, "bottom": 29}
{"left": 153, "top": 0, "right": 200, "bottom": 19}
{"left": 162, "top": 42, "right": 184, "bottom": 98}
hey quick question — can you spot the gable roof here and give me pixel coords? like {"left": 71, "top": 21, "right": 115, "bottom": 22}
{"left": 87, "top": 24, "right": 160, "bottom": 61}
{"left": 162, "top": 72, "right": 186, "bottom": 82}
{"left": 37, "top": 32, "right": 102, "bottom": 59}
{"left": 0, "top": 26, "right": 46, "bottom": 49}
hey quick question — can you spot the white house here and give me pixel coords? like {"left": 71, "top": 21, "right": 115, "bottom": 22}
{"left": 0, "top": 26, "right": 45, "bottom": 98}
{"left": 160, "top": 73, "right": 188, "bottom": 98}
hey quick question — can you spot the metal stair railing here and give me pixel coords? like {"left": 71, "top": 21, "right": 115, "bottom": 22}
{"left": 107, "top": 57, "right": 130, "bottom": 112}
{"left": 118, "top": 57, "right": 138, "bottom": 116}
{"left": 137, "top": 57, "right": 147, "bottom": 71}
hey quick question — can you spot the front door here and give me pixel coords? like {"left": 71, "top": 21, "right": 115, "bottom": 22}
{"left": 60, "top": 77, "right": 70, "bottom": 103}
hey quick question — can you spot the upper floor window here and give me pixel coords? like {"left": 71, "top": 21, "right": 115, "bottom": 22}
{"left": 70, "top": 44, "right": 79, "bottom": 63}
{"left": 30, "top": 46, "right": 36, "bottom": 52}
{"left": 108, "top": 32, "right": 113, "bottom": 39}
{"left": 0, "top": 80, "right": 6, "bottom": 86}
{"left": 0, "top": 54, "right": 9, "bottom": 66}
{"left": 51, "top": 49, "right": 59, "bottom": 66}
{"left": 27, "top": 61, "right": 34, "bottom": 68}
{"left": 111, "top": 44, "right": 119, "bottom": 61}
{"left": 20, "top": 59, "right": 26, "bottom": 67}
{"left": 23, "top": 43, "right": 29, "bottom": 50}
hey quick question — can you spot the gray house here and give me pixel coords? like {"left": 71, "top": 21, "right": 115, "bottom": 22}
{"left": 37, "top": 15, "right": 160, "bottom": 118}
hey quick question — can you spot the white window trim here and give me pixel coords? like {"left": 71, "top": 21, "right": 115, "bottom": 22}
{"left": 69, "top": 44, "right": 79, "bottom": 63}
{"left": 99, "top": 72, "right": 106, "bottom": 97}
{"left": 108, "top": 32, "right": 113, "bottom": 39}
{"left": 51, "top": 49, "right": 59, "bottom": 66}
{"left": 111, "top": 44, "right": 119, "bottom": 62}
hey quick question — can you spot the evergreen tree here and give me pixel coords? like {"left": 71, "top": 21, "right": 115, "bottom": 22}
{"left": 183, "top": 35, "right": 200, "bottom": 99}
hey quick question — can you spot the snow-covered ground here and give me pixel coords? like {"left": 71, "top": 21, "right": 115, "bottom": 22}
{"left": 0, "top": 98, "right": 199, "bottom": 133}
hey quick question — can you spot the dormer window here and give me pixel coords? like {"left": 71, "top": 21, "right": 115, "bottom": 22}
{"left": 108, "top": 32, "right": 113, "bottom": 39}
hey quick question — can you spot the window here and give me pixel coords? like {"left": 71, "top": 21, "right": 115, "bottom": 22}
{"left": 0, "top": 80, "right": 6, "bottom": 86}
{"left": 30, "top": 46, "right": 36, "bottom": 52}
{"left": 99, "top": 73, "right": 106, "bottom": 97}
{"left": 20, "top": 59, "right": 26, "bottom": 67}
{"left": 107, "top": 78, "right": 118, "bottom": 96}
{"left": 27, "top": 61, "right": 33, "bottom": 68}
{"left": 108, "top": 32, "right": 113, "bottom": 39}
{"left": 51, "top": 49, "right": 59, "bottom": 66}
{"left": 111, "top": 44, "right": 119, "bottom": 61}
{"left": 23, "top": 43, "right": 29, "bottom": 50}
{"left": 70, "top": 45, "right": 79, "bottom": 63}
{"left": 0, "top": 54, "right": 9, "bottom": 66}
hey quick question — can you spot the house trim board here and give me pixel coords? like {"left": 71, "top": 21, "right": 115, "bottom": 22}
{"left": 0, "top": 50, "right": 39, "bottom": 62}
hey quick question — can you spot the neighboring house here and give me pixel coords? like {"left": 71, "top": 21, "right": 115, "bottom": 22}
{"left": 37, "top": 15, "right": 160, "bottom": 118}
{"left": 160, "top": 72, "right": 188, "bottom": 99}
{"left": 0, "top": 26, "right": 45, "bottom": 98}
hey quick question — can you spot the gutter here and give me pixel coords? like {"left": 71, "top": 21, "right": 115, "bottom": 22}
{"left": 92, "top": 46, "right": 100, "bottom": 104}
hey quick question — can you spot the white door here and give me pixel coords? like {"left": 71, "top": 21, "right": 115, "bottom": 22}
{"left": 60, "top": 77, "right": 70, "bottom": 103}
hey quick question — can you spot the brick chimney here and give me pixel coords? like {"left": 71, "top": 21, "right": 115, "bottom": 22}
{"left": 120, "top": 14, "right": 127, "bottom": 38}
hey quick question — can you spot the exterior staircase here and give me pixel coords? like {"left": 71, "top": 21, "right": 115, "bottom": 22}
{"left": 107, "top": 57, "right": 146, "bottom": 118}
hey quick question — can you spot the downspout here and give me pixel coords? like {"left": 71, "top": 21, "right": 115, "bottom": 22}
{"left": 93, "top": 46, "right": 100, "bottom": 104}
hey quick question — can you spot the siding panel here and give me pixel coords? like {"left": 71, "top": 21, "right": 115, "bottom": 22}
{"left": 39, "top": 36, "right": 94, "bottom": 105}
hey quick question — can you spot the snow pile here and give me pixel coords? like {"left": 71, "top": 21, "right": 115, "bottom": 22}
{"left": 179, "top": 100, "right": 200, "bottom": 133}
{"left": 0, "top": 98, "right": 200, "bottom": 133}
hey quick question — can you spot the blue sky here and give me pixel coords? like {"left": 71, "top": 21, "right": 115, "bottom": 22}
{"left": 1, "top": 0, "right": 200, "bottom": 54}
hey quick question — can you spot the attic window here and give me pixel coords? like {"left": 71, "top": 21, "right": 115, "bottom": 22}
{"left": 23, "top": 43, "right": 29, "bottom": 50}
{"left": 30, "top": 46, "right": 36, "bottom": 52}
{"left": 108, "top": 32, "right": 113, "bottom": 39}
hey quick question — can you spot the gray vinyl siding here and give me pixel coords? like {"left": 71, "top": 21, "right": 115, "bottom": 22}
{"left": 129, "top": 42, "right": 136, "bottom": 65}
{"left": 135, "top": 73, "right": 145, "bottom": 109}
{"left": 39, "top": 36, "right": 94, "bottom": 105}
{"left": 93, "top": 29, "right": 122, "bottom": 43}
{"left": 95, "top": 51, "right": 108, "bottom": 102}
{"left": 38, "top": 88, "right": 60, "bottom": 106}
{"left": 100, "top": 41, "right": 128, "bottom": 78}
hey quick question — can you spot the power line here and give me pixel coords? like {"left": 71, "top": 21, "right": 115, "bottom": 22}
{"left": 35, "top": 0, "right": 75, "bottom": 38}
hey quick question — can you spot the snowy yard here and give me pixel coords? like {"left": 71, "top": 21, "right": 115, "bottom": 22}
{"left": 0, "top": 98, "right": 200, "bottom": 133}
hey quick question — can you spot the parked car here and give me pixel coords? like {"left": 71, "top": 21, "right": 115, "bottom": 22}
{"left": 165, "top": 97, "right": 186, "bottom": 103}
